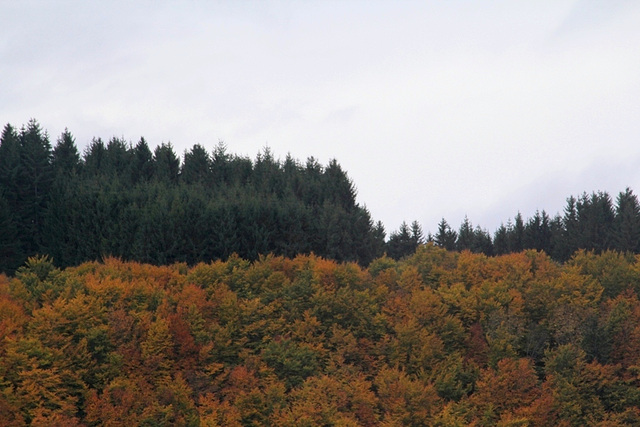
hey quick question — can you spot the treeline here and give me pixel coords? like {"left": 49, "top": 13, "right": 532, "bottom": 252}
{"left": 3, "top": 119, "right": 640, "bottom": 274}
{"left": 387, "top": 190, "right": 640, "bottom": 263}
{"left": 2, "top": 249, "right": 640, "bottom": 425}
{"left": 0, "top": 120, "right": 386, "bottom": 274}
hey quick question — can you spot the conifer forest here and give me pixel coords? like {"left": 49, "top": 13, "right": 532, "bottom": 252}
{"left": 3, "top": 120, "right": 640, "bottom": 425}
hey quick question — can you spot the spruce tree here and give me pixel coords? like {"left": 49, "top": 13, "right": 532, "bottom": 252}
{"left": 410, "top": 220, "right": 425, "bottom": 247}
{"left": 211, "top": 141, "right": 230, "bottom": 184}
{"left": 524, "top": 210, "right": 551, "bottom": 253}
{"left": 577, "top": 191, "right": 615, "bottom": 252}
{"left": 131, "top": 137, "right": 154, "bottom": 183}
{"left": 0, "top": 191, "right": 23, "bottom": 273}
{"left": 509, "top": 212, "right": 525, "bottom": 252}
{"left": 324, "top": 159, "right": 357, "bottom": 211}
{"left": 563, "top": 196, "right": 580, "bottom": 258}
{"left": 0, "top": 123, "right": 20, "bottom": 203}
{"left": 473, "top": 225, "right": 493, "bottom": 255}
{"left": 104, "top": 136, "right": 132, "bottom": 178}
{"left": 457, "top": 216, "right": 474, "bottom": 251}
{"left": 153, "top": 143, "right": 180, "bottom": 183}
{"left": 435, "top": 218, "right": 457, "bottom": 251}
{"left": 181, "top": 144, "right": 212, "bottom": 185}
{"left": 493, "top": 223, "right": 510, "bottom": 255}
{"left": 17, "top": 119, "right": 53, "bottom": 254}
{"left": 613, "top": 188, "right": 640, "bottom": 253}
{"left": 83, "top": 138, "right": 106, "bottom": 176}
{"left": 52, "top": 129, "right": 80, "bottom": 177}
{"left": 387, "top": 221, "right": 417, "bottom": 260}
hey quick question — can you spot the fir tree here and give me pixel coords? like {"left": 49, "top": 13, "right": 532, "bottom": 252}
{"left": 130, "top": 137, "right": 154, "bottom": 183}
{"left": 387, "top": 221, "right": 417, "bottom": 260}
{"left": 613, "top": 188, "right": 640, "bottom": 253}
{"left": 0, "top": 123, "right": 21, "bottom": 203}
{"left": 17, "top": 119, "right": 53, "bottom": 254}
{"left": 51, "top": 129, "right": 80, "bottom": 178}
{"left": 493, "top": 223, "right": 510, "bottom": 255}
{"left": 181, "top": 144, "right": 212, "bottom": 185}
{"left": 435, "top": 218, "right": 457, "bottom": 251}
{"left": 153, "top": 143, "right": 180, "bottom": 183}
{"left": 83, "top": 138, "right": 106, "bottom": 176}
{"left": 457, "top": 216, "right": 474, "bottom": 251}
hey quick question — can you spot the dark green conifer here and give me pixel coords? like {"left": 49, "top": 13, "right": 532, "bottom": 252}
{"left": 613, "top": 188, "right": 640, "bottom": 253}
{"left": 0, "top": 123, "right": 20, "bottom": 202}
{"left": 17, "top": 119, "right": 53, "bottom": 254}
{"left": 83, "top": 138, "right": 106, "bottom": 176}
{"left": 131, "top": 137, "right": 154, "bottom": 183}
{"left": 435, "top": 218, "right": 457, "bottom": 251}
{"left": 387, "top": 221, "right": 417, "bottom": 260}
{"left": 153, "top": 142, "right": 180, "bottom": 183}
{"left": 52, "top": 129, "right": 80, "bottom": 177}
{"left": 457, "top": 216, "right": 474, "bottom": 251}
{"left": 181, "top": 144, "right": 211, "bottom": 185}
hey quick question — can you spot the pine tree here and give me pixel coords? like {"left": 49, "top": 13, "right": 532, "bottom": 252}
{"left": 524, "top": 210, "right": 551, "bottom": 253}
{"left": 211, "top": 141, "right": 230, "bottom": 184}
{"left": 253, "top": 146, "right": 282, "bottom": 194}
{"left": 473, "top": 226, "right": 493, "bottom": 255}
{"left": 130, "top": 137, "right": 154, "bottom": 183}
{"left": 410, "top": 220, "right": 425, "bottom": 247}
{"left": 371, "top": 220, "right": 387, "bottom": 259}
{"left": 563, "top": 196, "right": 580, "bottom": 259}
{"left": 181, "top": 144, "right": 211, "bottom": 185}
{"left": 352, "top": 206, "right": 385, "bottom": 265}
{"left": 493, "top": 223, "right": 510, "bottom": 255}
{"left": 227, "top": 156, "right": 253, "bottom": 186}
{"left": 0, "top": 191, "right": 23, "bottom": 273}
{"left": 153, "top": 143, "right": 180, "bottom": 183}
{"left": 548, "top": 214, "right": 566, "bottom": 261}
{"left": 387, "top": 221, "right": 417, "bottom": 260}
{"left": 577, "top": 191, "right": 615, "bottom": 252}
{"left": 0, "top": 123, "right": 20, "bottom": 203}
{"left": 83, "top": 138, "right": 106, "bottom": 176}
{"left": 51, "top": 129, "right": 80, "bottom": 178}
{"left": 613, "top": 188, "right": 640, "bottom": 253}
{"left": 303, "top": 156, "right": 324, "bottom": 207}
{"left": 323, "top": 159, "right": 357, "bottom": 211}
{"left": 509, "top": 212, "right": 525, "bottom": 252}
{"left": 104, "top": 137, "right": 131, "bottom": 178}
{"left": 17, "top": 119, "right": 53, "bottom": 255}
{"left": 457, "top": 216, "right": 474, "bottom": 251}
{"left": 435, "top": 218, "right": 457, "bottom": 251}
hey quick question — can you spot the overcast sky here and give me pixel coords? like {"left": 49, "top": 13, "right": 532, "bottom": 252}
{"left": 2, "top": 0, "right": 640, "bottom": 236}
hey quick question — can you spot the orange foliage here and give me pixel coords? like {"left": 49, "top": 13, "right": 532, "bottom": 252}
{"left": 1, "top": 250, "right": 640, "bottom": 423}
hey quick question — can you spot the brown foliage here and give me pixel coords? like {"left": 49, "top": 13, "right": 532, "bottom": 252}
{"left": 0, "top": 250, "right": 639, "bottom": 423}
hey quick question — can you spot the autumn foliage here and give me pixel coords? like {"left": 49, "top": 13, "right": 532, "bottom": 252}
{"left": 2, "top": 247, "right": 640, "bottom": 425}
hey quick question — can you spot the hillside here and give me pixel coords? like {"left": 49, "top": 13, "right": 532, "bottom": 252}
{"left": 2, "top": 248, "right": 640, "bottom": 425}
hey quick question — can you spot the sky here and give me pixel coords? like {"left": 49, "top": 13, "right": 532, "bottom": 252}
{"left": 2, "top": 0, "right": 640, "bottom": 237}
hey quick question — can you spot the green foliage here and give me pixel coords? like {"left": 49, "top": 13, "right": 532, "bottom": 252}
{"left": 0, "top": 120, "right": 387, "bottom": 273}
{"left": 262, "top": 339, "right": 320, "bottom": 389}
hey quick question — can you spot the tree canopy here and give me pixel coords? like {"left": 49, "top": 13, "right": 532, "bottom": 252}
{"left": 1, "top": 248, "right": 639, "bottom": 424}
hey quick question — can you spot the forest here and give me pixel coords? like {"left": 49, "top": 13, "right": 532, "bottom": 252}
{"left": 4, "top": 120, "right": 640, "bottom": 425}
{"left": 0, "top": 120, "right": 386, "bottom": 274}
{"left": 2, "top": 249, "right": 640, "bottom": 425}
{"left": 2, "top": 119, "right": 640, "bottom": 275}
